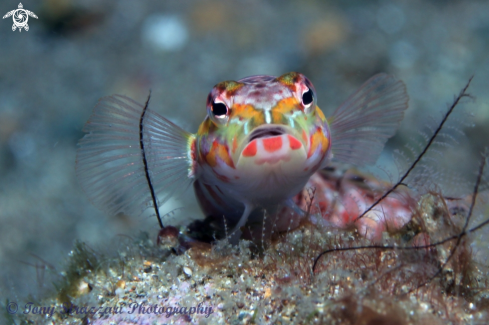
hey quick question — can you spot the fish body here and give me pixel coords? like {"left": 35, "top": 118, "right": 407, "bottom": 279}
{"left": 76, "top": 72, "right": 408, "bottom": 240}
{"left": 295, "top": 167, "right": 414, "bottom": 241}
{"left": 193, "top": 73, "right": 330, "bottom": 232}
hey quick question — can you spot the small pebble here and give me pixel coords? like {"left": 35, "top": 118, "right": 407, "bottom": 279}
{"left": 77, "top": 281, "right": 92, "bottom": 295}
{"left": 183, "top": 266, "right": 193, "bottom": 276}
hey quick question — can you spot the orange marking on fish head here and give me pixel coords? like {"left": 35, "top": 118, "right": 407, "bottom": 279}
{"left": 230, "top": 103, "right": 254, "bottom": 119}
{"left": 307, "top": 128, "right": 329, "bottom": 158}
{"left": 271, "top": 97, "right": 299, "bottom": 123}
{"left": 217, "top": 143, "right": 235, "bottom": 169}
{"left": 205, "top": 140, "right": 235, "bottom": 169}
{"left": 205, "top": 141, "right": 219, "bottom": 167}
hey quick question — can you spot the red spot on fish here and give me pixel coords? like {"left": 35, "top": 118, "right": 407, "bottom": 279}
{"left": 242, "top": 140, "right": 257, "bottom": 157}
{"left": 263, "top": 136, "right": 283, "bottom": 152}
{"left": 288, "top": 135, "right": 302, "bottom": 150}
{"left": 342, "top": 211, "right": 354, "bottom": 225}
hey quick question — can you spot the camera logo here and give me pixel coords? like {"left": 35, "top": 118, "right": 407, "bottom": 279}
{"left": 3, "top": 3, "right": 38, "bottom": 32}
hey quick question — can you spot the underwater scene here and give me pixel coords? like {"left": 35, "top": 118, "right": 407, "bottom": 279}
{"left": 1, "top": 0, "right": 489, "bottom": 324}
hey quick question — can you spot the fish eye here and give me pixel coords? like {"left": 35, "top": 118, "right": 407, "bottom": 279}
{"left": 211, "top": 101, "right": 228, "bottom": 117}
{"left": 302, "top": 88, "right": 314, "bottom": 107}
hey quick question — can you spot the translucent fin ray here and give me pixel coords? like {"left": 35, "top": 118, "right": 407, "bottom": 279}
{"left": 76, "top": 95, "right": 194, "bottom": 221}
{"left": 329, "top": 74, "right": 409, "bottom": 165}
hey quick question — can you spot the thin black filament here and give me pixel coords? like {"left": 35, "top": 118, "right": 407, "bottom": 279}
{"left": 139, "top": 90, "right": 164, "bottom": 229}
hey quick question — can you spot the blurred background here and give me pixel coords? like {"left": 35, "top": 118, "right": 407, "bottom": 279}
{"left": 1, "top": 0, "right": 488, "bottom": 301}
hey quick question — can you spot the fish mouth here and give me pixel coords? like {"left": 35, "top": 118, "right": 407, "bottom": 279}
{"left": 237, "top": 124, "right": 307, "bottom": 168}
{"left": 235, "top": 124, "right": 307, "bottom": 166}
{"left": 248, "top": 126, "right": 287, "bottom": 142}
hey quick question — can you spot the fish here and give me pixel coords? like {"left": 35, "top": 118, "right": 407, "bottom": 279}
{"left": 294, "top": 166, "right": 415, "bottom": 241}
{"left": 76, "top": 72, "right": 409, "bottom": 242}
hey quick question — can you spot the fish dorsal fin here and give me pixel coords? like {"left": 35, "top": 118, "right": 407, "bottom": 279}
{"left": 329, "top": 74, "right": 408, "bottom": 166}
{"left": 76, "top": 95, "right": 195, "bottom": 224}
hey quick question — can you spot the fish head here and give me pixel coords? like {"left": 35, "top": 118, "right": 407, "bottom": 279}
{"left": 196, "top": 72, "right": 331, "bottom": 203}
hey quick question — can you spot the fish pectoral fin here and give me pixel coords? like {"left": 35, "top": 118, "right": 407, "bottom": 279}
{"left": 328, "top": 74, "right": 408, "bottom": 166}
{"left": 76, "top": 94, "right": 195, "bottom": 222}
{"left": 227, "top": 203, "right": 254, "bottom": 244}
